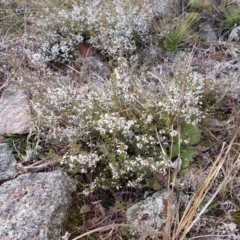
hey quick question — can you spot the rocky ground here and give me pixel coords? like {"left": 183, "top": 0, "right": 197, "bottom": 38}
{"left": 1, "top": 0, "right": 240, "bottom": 239}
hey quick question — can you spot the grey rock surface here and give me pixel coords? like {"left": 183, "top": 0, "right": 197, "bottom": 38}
{"left": 199, "top": 22, "right": 217, "bottom": 42}
{"left": 80, "top": 56, "right": 111, "bottom": 83}
{"left": 152, "top": 0, "right": 178, "bottom": 18}
{"left": 126, "top": 190, "right": 176, "bottom": 235}
{"left": 0, "top": 43, "right": 8, "bottom": 52}
{"left": 0, "top": 144, "right": 17, "bottom": 183}
{"left": 229, "top": 26, "right": 240, "bottom": 41}
{"left": 0, "top": 170, "right": 76, "bottom": 240}
{"left": 0, "top": 89, "right": 31, "bottom": 135}
{"left": 228, "top": 26, "right": 240, "bottom": 42}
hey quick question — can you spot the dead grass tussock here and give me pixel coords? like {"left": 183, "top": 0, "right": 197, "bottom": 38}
{"left": 171, "top": 127, "right": 240, "bottom": 240}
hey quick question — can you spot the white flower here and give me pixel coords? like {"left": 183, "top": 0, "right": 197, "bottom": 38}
{"left": 146, "top": 114, "right": 153, "bottom": 123}
{"left": 136, "top": 143, "right": 143, "bottom": 149}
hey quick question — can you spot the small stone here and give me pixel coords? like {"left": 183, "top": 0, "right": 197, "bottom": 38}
{"left": 0, "top": 135, "right": 5, "bottom": 143}
{"left": 126, "top": 190, "right": 176, "bottom": 235}
{"left": 0, "top": 43, "right": 8, "bottom": 52}
{"left": 152, "top": 0, "right": 179, "bottom": 18}
{"left": 0, "top": 89, "right": 31, "bottom": 135}
{"left": 229, "top": 26, "right": 240, "bottom": 42}
{"left": 199, "top": 22, "right": 217, "bottom": 42}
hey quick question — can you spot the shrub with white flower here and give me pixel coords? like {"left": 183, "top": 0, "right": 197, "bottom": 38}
{"left": 30, "top": 57, "right": 205, "bottom": 192}
{"left": 37, "top": 0, "right": 153, "bottom": 63}
{"left": 39, "top": 29, "right": 84, "bottom": 63}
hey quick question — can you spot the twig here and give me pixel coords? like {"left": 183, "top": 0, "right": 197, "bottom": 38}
{"left": 16, "top": 160, "right": 56, "bottom": 174}
{"left": 72, "top": 223, "right": 131, "bottom": 240}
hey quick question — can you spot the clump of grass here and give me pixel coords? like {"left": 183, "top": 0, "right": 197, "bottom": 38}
{"left": 0, "top": 1, "right": 27, "bottom": 37}
{"left": 221, "top": 9, "right": 240, "bottom": 29}
{"left": 146, "top": 128, "right": 240, "bottom": 240}
{"left": 231, "top": 208, "right": 240, "bottom": 230}
{"left": 164, "top": 13, "right": 198, "bottom": 51}
{"left": 188, "top": 0, "right": 212, "bottom": 11}
{"left": 4, "top": 134, "right": 28, "bottom": 160}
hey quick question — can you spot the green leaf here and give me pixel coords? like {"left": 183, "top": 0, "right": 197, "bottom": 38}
{"left": 149, "top": 174, "right": 162, "bottom": 190}
{"left": 152, "top": 179, "right": 161, "bottom": 191}
{"left": 179, "top": 146, "right": 194, "bottom": 173}
{"left": 181, "top": 147, "right": 194, "bottom": 162}
{"left": 207, "top": 202, "right": 219, "bottom": 212}
{"left": 170, "top": 143, "right": 179, "bottom": 158}
{"left": 181, "top": 123, "right": 201, "bottom": 145}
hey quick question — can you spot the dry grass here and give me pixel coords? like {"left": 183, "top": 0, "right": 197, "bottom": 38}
{"left": 172, "top": 127, "right": 240, "bottom": 239}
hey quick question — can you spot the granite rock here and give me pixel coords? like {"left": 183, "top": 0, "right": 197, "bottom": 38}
{"left": 0, "top": 170, "right": 75, "bottom": 240}
{"left": 0, "top": 143, "right": 17, "bottom": 183}
{"left": 0, "top": 89, "right": 31, "bottom": 135}
{"left": 126, "top": 190, "right": 176, "bottom": 235}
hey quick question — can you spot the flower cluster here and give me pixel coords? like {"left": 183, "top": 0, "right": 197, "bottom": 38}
{"left": 157, "top": 70, "right": 205, "bottom": 124}
{"left": 62, "top": 152, "right": 101, "bottom": 174}
{"left": 39, "top": 30, "right": 84, "bottom": 63}
{"left": 95, "top": 113, "right": 135, "bottom": 136}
